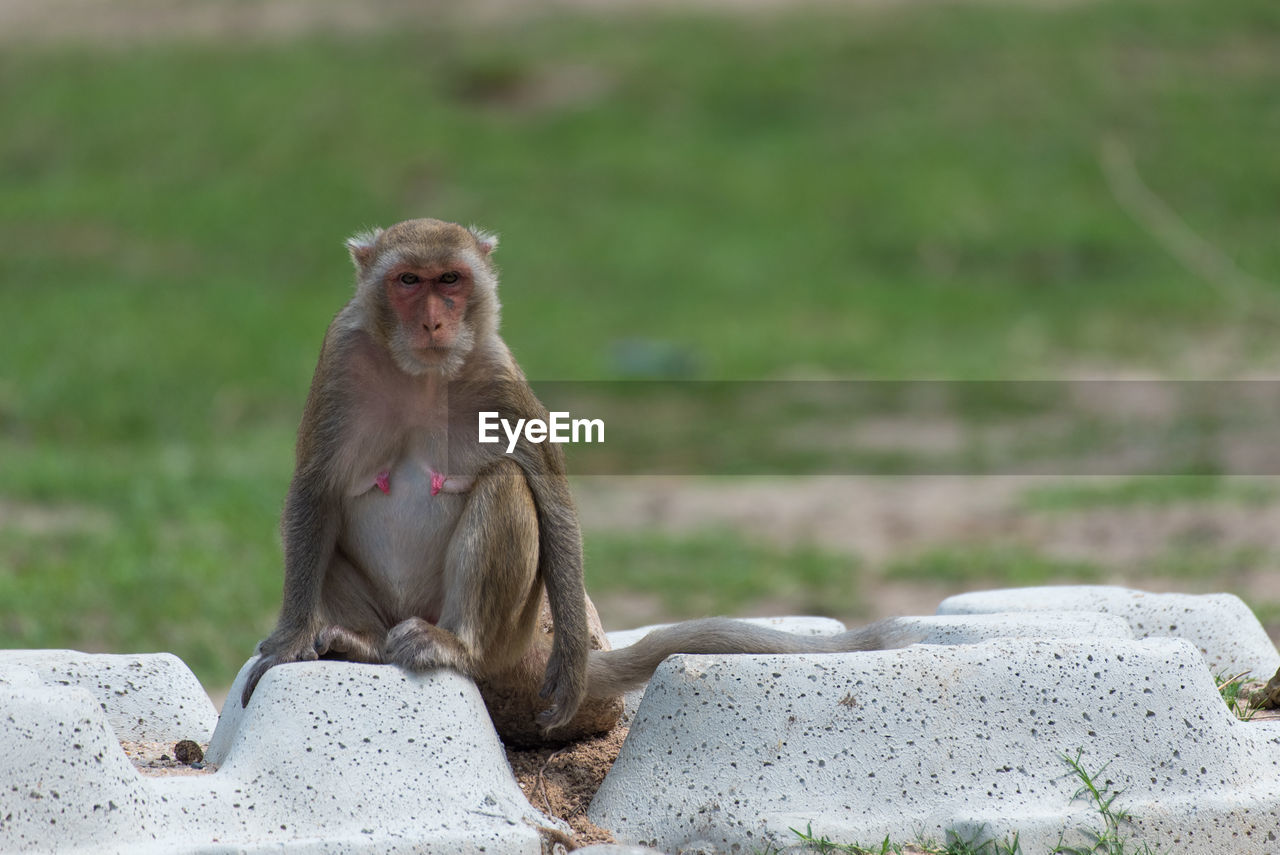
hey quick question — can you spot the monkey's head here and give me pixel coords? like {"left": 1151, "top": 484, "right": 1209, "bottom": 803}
{"left": 346, "top": 218, "right": 500, "bottom": 377}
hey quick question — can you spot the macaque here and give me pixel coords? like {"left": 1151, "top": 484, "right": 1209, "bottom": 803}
{"left": 243, "top": 218, "right": 911, "bottom": 744}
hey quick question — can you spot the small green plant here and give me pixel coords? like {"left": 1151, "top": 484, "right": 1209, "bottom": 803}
{"left": 791, "top": 822, "right": 1021, "bottom": 854}
{"left": 1215, "top": 671, "right": 1258, "bottom": 721}
{"left": 1051, "top": 750, "right": 1157, "bottom": 855}
{"left": 786, "top": 750, "right": 1169, "bottom": 855}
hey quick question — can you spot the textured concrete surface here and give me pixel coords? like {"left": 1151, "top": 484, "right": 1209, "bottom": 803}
{"left": 608, "top": 616, "right": 848, "bottom": 725}
{"left": 3, "top": 587, "right": 1279, "bottom": 854}
{"left": 590, "top": 637, "right": 1280, "bottom": 853}
{"left": 1, "top": 653, "right": 563, "bottom": 853}
{"left": 0, "top": 650, "right": 216, "bottom": 742}
{"left": 939, "top": 585, "right": 1280, "bottom": 676}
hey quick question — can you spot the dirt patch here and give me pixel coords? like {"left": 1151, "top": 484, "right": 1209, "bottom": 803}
{"left": 505, "top": 724, "right": 628, "bottom": 846}
{"left": 0, "top": 0, "right": 1094, "bottom": 45}
{"left": 574, "top": 475, "right": 1037, "bottom": 564}
{"left": 0, "top": 499, "right": 112, "bottom": 536}
{"left": 121, "top": 739, "right": 215, "bottom": 778}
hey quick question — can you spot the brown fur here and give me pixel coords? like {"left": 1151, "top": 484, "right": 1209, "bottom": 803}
{"left": 244, "top": 219, "right": 914, "bottom": 743}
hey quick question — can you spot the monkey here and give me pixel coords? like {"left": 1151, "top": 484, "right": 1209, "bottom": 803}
{"left": 242, "top": 218, "right": 914, "bottom": 744}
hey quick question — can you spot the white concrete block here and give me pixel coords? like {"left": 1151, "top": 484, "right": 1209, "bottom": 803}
{"left": 0, "top": 664, "right": 41, "bottom": 687}
{"left": 901, "top": 612, "right": 1134, "bottom": 645}
{"left": 938, "top": 586, "right": 1280, "bottom": 676}
{"left": 606, "top": 616, "right": 847, "bottom": 726}
{"left": 0, "top": 650, "right": 217, "bottom": 742}
{"left": 0, "top": 684, "right": 160, "bottom": 853}
{"left": 201, "top": 658, "right": 565, "bottom": 850}
{"left": 589, "top": 638, "right": 1280, "bottom": 854}
{"left": 1, "top": 655, "right": 565, "bottom": 853}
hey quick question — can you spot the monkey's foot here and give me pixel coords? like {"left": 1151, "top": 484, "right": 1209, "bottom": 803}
{"left": 314, "top": 625, "right": 384, "bottom": 663}
{"left": 537, "top": 649, "right": 589, "bottom": 732}
{"left": 429, "top": 469, "right": 474, "bottom": 496}
{"left": 385, "top": 617, "right": 470, "bottom": 672}
{"left": 242, "top": 632, "right": 321, "bottom": 707}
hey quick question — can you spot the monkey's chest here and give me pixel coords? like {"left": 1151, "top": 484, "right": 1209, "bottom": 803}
{"left": 340, "top": 457, "right": 465, "bottom": 610}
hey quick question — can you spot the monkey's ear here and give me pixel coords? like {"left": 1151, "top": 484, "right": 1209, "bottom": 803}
{"left": 469, "top": 226, "right": 499, "bottom": 256}
{"left": 345, "top": 228, "right": 383, "bottom": 269}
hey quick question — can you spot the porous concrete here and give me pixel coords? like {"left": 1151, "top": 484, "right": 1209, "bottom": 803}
{"left": 606, "top": 613, "right": 1133, "bottom": 726}
{"left": 1, "top": 653, "right": 565, "bottom": 853}
{"left": 900, "top": 611, "right": 1135, "bottom": 645}
{"left": 590, "top": 637, "right": 1280, "bottom": 853}
{"left": 0, "top": 650, "right": 216, "bottom": 742}
{"left": 608, "top": 616, "right": 848, "bottom": 724}
{"left": 939, "top": 585, "right": 1280, "bottom": 677}
{"left": 3, "top": 587, "right": 1280, "bottom": 854}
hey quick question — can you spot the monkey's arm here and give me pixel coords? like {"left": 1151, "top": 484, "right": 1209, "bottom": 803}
{"left": 242, "top": 337, "right": 351, "bottom": 707}
{"left": 520, "top": 446, "right": 590, "bottom": 731}
{"left": 240, "top": 468, "right": 342, "bottom": 706}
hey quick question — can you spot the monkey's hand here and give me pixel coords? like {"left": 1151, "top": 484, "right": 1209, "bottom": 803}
{"left": 429, "top": 469, "right": 474, "bottom": 497}
{"left": 241, "top": 631, "right": 320, "bottom": 707}
{"left": 536, "top": 648, "right": 588, "bottom": 732}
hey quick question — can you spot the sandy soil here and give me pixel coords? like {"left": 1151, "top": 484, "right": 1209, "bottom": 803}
{"left": 0, "top": 0, "right": 1095, "bottom": 46}
{"left": 0, "top": 0, "right": 877, "bottom": 46}
{"left": 122, "top": 739, "right": 214, "bottom": 778}
{"left": 507, "top": 725, "right": 628, "bottom": 846}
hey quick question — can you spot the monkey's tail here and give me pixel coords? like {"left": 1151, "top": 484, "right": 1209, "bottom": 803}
{"left": 584, "top": 617, "right": 919, "bottom": 700}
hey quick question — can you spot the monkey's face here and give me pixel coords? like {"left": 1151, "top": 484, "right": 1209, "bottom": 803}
{"left": 346, "top": 219, "right": 501, "bottom": 378}
{"left": 382, "top": 261, "right": 477, "bottom": 375}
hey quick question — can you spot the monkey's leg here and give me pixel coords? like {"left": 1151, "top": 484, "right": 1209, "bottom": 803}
{"left": 385, "top": 458, "right": 541, "bottom": 677}
{"left": 312, "top": 551, "right": 391, "bottom": 663}
{"left": 243, "top": 553, "right": 389, "bottom": 705}
{"left": 313, "top": 625, "right": 383, "bottom": 663}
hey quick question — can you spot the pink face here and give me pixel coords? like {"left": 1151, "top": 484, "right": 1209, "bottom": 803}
{"left": 384, "top": 263, "right": 473, "bottom": 357}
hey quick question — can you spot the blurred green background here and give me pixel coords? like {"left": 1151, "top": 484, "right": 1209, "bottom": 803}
{"left": 2, "top": 0, "right": 1279, "bottom": 694}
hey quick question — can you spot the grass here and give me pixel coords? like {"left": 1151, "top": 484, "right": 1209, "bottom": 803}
{"left": 2, "top": 0, "right": 1279, "bottom": 686}
{"left": 1216, "top": 671, "right": 1260, "bottom": 722}
{"left": 1051, "top": 751, "right": 1158, "bottom": 855}
{"left": 791, "top": 823, "right": 1022, "bottom": 854}
{"left": 886, "top": 545, "right": 1103, "bottom": 587}
{"left": 585, "top": 530, "right": 862, "bottom": 619}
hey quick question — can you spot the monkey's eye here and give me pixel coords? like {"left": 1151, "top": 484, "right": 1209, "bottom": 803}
{"left": 397, "top": 272, "right": 421, "bottom": 286}
{"left": 439, "top": 272, "right": 460, "bottom": 285}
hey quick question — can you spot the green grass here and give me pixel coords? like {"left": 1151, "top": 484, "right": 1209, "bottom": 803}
{"left": 886, "top": 545, "right": 1103, "bottom": 587}
{"left": 1215, "top": 671, "right": 1259, "bottom": 722}
{"left": 585, "top": 530, "right": 861, "bottom": 619}
{"left": 2, "top": 0, "right": 1279, "bottom": 686}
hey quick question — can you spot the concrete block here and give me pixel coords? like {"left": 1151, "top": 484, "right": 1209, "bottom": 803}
{"left": 605, "top": 614, "right": 1132, "bottom": 728}
{"left": 607, "top": 616, "right": 847, "bottom": 725}
{"left": 0, "top": 683, "right": 161, "bottom": 853}
{"left": 901, "top": 612, "right": 1134, "bottom": 645}
{"left": 938, "top": 585, "right": 1280, "bottom": 676}
{"left": 202, "top": 657, "right": 565, "bottom": 851}
{"left": 0, "top": 650, "right": 217, "bottom": 743}
{"left": 589, "top": 637, "right": 1280, "bottom": 854}
{"left": 1, "top": 654, "right": 565, "bottom": 853}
